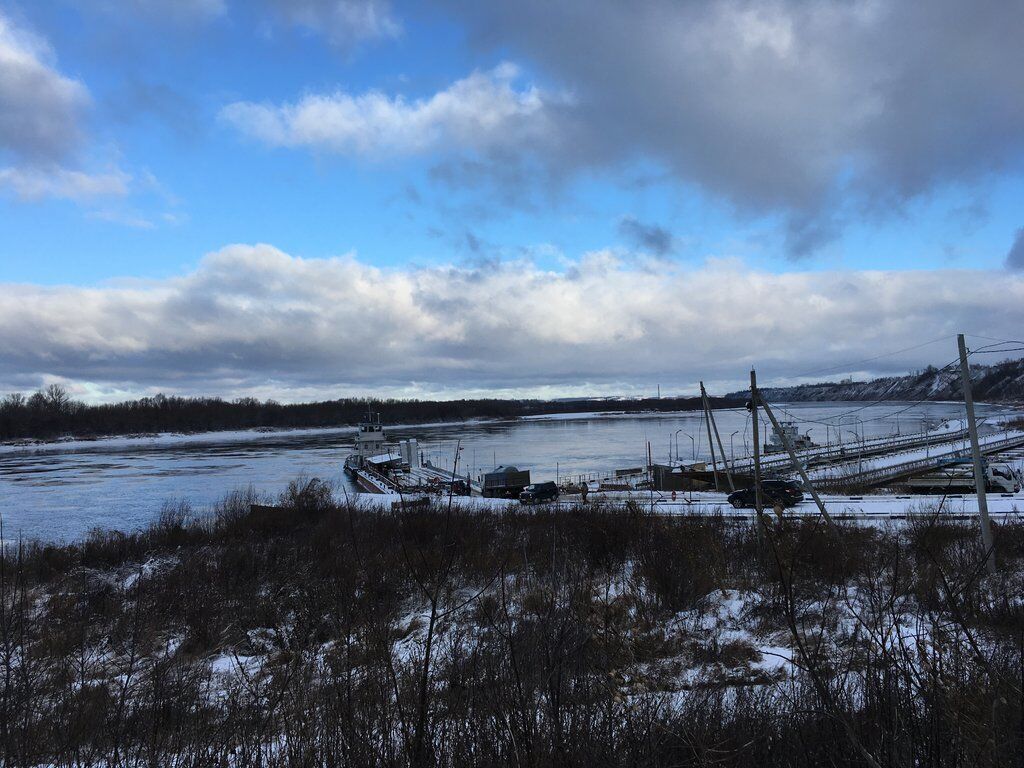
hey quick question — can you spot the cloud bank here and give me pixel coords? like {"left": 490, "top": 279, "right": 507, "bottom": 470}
{"left": 2, "top": 244, "right": 1021, "bottom": 400}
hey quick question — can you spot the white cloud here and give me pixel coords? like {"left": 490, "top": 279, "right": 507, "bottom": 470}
{"left": 220, "top": 63, "right": 562, "bottom": 158}
{"left": 0, "top": 166, "right": 131, "bottom": 201}
{"left": 0, "top": 11, "right": 89, "bottom": 160}
{"left": 0, "top": 12, "right": 143, "bottom": 208}
{"left": 1, "top": 243, "right": 1021, "bottom": 399}
{"left": 86, "top": 209, "right": 156, "bottom": 229}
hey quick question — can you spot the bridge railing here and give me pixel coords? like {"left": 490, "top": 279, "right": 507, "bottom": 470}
{"left": 724, "top": 428, "right": 970, "bottom": 474}
{"left": 815, "top": 432, "right": 1024, "bottom": 489}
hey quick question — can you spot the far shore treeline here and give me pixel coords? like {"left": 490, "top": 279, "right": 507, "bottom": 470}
{"left": 0, "top": 385, "right": 743, "bottom": 441}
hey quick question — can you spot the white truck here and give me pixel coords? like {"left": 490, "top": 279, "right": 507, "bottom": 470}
{"left": 904, "top": 461, "right": 1021, "bottom": 494}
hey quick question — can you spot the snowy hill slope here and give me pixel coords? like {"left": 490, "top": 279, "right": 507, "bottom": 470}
{"left": 727, "top": 358, "right": 1024, "bottom": 403}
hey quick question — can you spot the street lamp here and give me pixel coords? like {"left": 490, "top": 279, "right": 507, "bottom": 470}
{"left": 673, "top": 428, "right": 685, "bottom": 463}
{"left": 677, "top": 431, "right": 696, "bottom": 462}
{"left": 846, "top": 430, "right": 863, "bottom": 473}
{"left": 837, "top": 415, "right": 864, "bottom": 448}
{"left": 730, "top": 430, "right": 739, "bottom": 463}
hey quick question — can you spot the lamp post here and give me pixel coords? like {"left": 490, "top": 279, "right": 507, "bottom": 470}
{"left": 837, "top": 414, "right": 864, "bottom": 449}
{"left": 678, "top": 431, "right": 696, "bottom": 462}
{"left": 730, "top": 430, "right": 739, "bottom": 463}
{"left": 847, "top": 430, "right": 863, "bottom": 474}
{"left": 673, "top": 428, "right": 685, "bottom": 463}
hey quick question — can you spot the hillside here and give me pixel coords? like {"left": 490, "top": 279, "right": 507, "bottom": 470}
{"left": 728, "top": 357, "right": 1024, "bottom": 403}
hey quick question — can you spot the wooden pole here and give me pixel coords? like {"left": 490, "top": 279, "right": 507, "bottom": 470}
{"left": 750, "top": 370, "right": 763, "bottom": 517}
{"left": 702, "top": 382, "right": 735, "bottom": 492}
{"left": 958, "top": 333, "right": 996, "bottom": 574}
{"left": 647, "top": 441, "right": 654, "bottom": 513}
{"left": 699, "top": 382, "right": 721, "bottom": 491}
{"left": 758, "top": 394, "right": 837, "bottom": 531}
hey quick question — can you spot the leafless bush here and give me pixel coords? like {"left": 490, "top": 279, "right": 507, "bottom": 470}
{"left": 2, "top": 491, "right": 1024, "bottom": 766}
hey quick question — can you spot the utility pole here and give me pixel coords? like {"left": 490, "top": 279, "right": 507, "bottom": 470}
{"left": 702, "top": 382, "right": 736, "bottom": 492}
{"left": 750, "top": 370, "right": 763, "bottom": 517}
{"left": 958, "top": 333, "right": 996, "bottom": 574}
{"left": 699, "top": 382, "right": 721, "bottom": 491}
{"left": 647, "top": 441, "right": 654, "bottom": 513}
{"left": 757, "top": 392, "right": 837, "bottom": 531}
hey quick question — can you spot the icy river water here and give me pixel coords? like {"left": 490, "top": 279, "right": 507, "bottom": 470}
{"left": 1, "top": 401, "right": 1018, "bottom": 542}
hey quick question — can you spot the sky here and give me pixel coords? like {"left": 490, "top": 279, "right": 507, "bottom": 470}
{"left": 1, "top": 0, "right": 1023, "bottom": 402}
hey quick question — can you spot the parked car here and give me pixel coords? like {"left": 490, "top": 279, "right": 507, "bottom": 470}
{"left": 727, "top": 479, "right": 804, "bottom": 509}
{"left": 519, "top": 481, "right": 559, "bottom": 504}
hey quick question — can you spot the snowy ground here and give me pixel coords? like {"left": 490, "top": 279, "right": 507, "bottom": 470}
{"left": 353, "top": 488, "right": 1024, "bottom": 520}
{"left": 0, "top": 416, "right": 502, "bottom": 455}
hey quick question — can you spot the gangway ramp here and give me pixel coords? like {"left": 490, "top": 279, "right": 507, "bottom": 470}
{"left": 722, "top": 425, "right": 971, "bottom": 475}
{"left": 808, "top": 430, "right": 1024, "bottom": 490}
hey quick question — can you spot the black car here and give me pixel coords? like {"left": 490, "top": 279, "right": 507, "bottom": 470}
{"left": 519, "top": 481, "right": 559, "bottom": 504}
{"left": 727, "top": 480, "right": 804, "bottom": 509}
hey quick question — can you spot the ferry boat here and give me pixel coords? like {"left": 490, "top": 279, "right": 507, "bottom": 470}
{"left": 343, "top": 414, "right": 401, "bottom": 492}
{"left": 344, "top": 414, "right": 387, "bottom": 474}
{"left": 764, "top": 421, "right": 815, "bottom": 453}
{"left": 344, "top": 414, "right": 472, "bottom": 496}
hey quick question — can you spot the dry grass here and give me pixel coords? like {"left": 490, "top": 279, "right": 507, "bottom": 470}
{"left": 2, "top": 485, "right": 1023, "bottom": 766}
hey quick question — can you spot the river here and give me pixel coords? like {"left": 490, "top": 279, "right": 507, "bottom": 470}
{"left": 1, "top": 401, "right": 1018, "bottom": 542}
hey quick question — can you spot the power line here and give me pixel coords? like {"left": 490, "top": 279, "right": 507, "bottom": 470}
{"left": 786, "top": 334, "right": 956, "bottom": 380}
{"left": 964, "top": 333, "right": 1024, "bottom": 346}
{"left": 718, "top": 336, "right": 1019, "bottom": 434}
{"left": 766, "top": 354, "right": 964, "bottom": 427}
{"left": 764, "top": 339, "right": 1017, "bottom": 429}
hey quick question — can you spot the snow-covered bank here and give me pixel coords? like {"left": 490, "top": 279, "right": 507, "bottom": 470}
{"left": 0, "top": 416, "right": 503, "bottom": 455}
{"left": 349, "top": 488, "right": 1024, "bottom": 521}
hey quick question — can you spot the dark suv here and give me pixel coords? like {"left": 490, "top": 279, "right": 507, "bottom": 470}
{"left": 727, "top": 480, "right": 804, "bottom": 509}
{"left": 519, "top": 481, "right": 559, "bottom": 504}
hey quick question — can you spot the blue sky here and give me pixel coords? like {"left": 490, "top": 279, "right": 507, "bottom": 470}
{"left": 1, "top": 1, "right": 1023, "bottom": 400}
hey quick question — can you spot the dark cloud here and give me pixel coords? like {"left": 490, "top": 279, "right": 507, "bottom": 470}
{"left": 464, "top": 230, "right": 483, "bottom": 254}
{"left": 1007, "top": 228, "right": 1024, "bottom": 271}
{"left": 402, "top": 184, "right": 421, "bottom": 204}
{"left": 618, "top": 216, "right": 674, "bottom": 256}
{"left": 949, "top": 199, "right": 989, "bottom": 233}
{"left": 0, "top": 11, "right": 89, "bottom": 161}
{"left": 442, "top": 0, "right": 1024, "bottom": 256}
{"left": 105, "top": 80, "right": 202, "bottom": 141}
